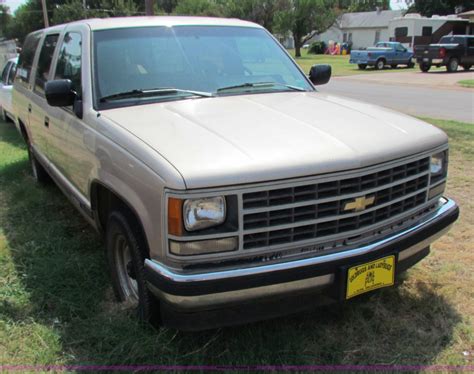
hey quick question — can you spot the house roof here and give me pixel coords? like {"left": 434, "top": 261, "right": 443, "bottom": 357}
{"left": 339, "top": 10, "right": 404, "bottom": 29}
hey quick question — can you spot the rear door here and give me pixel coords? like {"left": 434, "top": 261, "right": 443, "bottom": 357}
{"left": 0, "top": 61, "right": 12, "bottom": 115}
{"left": 28, "top": 33, "right": 60, "bottom": 161}
{"left": 13, "top": 32, "right": 42, "bottom": 142}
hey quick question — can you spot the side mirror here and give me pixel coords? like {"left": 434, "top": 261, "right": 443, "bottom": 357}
{"left": 309, "top": 64, "right": 332, "bottom": 86}
{"left": 45, "top": 79, "right": 76, "bottom": 107}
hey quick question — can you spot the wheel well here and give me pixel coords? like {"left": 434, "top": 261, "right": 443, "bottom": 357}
{"left": 18, "top": 120, "right": 29, "bottom": 144}
{"left": 377, "top": 58, "right": 386, "bottom": 64}
{"left": 91, "top": 182, "right": 150, "bottom": 255}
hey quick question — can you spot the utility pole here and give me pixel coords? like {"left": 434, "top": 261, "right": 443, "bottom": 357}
{"left": 145, "top": 0, "right": 154, "bottom": 15}
{"left": 41, "top": 0, "right": 49, "bottom": 28}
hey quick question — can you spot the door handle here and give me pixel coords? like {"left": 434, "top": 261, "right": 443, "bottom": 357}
{"left": 28, "top": 104, "right": 32, "bottom": 113}
{"left": 44, "top": 116, "right": 49, "bottom": 128}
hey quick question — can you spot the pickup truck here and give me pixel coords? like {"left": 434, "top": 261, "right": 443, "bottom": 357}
{"left": 350, "top": 42, "right": 414, "bottom": 70}
{"left": 414, "top": 35, "right": 474, "bottom": 72}
{"left": 12, "top": 17, "right": 458, "bottom": 330}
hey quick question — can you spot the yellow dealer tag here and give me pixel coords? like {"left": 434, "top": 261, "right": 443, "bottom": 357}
{"left": 346, "top": 255, "right": 395, "bottom": 299}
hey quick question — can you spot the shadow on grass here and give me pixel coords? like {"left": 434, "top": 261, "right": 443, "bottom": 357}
{"left": 0, "top": 130, "right": 462, "bottom": 367}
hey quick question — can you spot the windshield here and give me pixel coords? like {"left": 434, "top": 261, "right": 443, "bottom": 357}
{"left": 93, "top": 26, "right": 312, "bottom": 108}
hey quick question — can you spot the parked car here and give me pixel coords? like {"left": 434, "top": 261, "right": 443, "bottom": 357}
{"left": 0, "top": 57, "right": 18, "bottom": 122}
{"left": 350, "top": 42, "right": 414, "bottom": 70}
{"left": 414, "top": 35, "right": 474, "bottom": 72}
{"left": 13, "top": 17, "right": 458, "bottom": 330}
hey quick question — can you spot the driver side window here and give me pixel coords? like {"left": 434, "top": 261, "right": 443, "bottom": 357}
{"left": 55, "top": 32, "right": 82, "bottom": 96}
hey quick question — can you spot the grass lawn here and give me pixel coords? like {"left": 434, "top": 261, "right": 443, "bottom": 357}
{"left": 0, "top": 117, "right": 473, "bottom": 368}
{"left": 458, "top": 80, "right": 474, "bottom": 88}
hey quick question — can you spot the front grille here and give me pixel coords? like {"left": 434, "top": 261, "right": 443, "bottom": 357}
{"left": 243, "top": 157, "right": 430, "bottom": 249}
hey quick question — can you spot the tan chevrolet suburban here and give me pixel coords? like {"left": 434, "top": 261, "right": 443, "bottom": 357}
{"left": 12, "top": 17, "right": 459, "bottom": 330}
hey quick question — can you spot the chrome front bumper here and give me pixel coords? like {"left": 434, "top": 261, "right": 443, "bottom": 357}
{"left": 145, "top": 197, "right": 458, "bottom": 312}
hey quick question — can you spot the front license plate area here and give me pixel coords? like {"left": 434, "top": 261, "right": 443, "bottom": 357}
{"left": 346, "top": 255, "right": 395, "bottom": 299}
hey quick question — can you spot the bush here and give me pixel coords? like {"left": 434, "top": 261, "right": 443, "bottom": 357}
{"left": 308, "top": 41, "right": 326, "bottom": 55}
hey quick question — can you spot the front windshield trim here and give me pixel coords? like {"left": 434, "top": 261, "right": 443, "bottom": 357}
{"left": 92, "top": 25, "right": 315, "bottom": 111}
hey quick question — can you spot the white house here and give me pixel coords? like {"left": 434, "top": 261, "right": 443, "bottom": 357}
{"left": 311, "top": 9, "right": 404, "bottom": 49}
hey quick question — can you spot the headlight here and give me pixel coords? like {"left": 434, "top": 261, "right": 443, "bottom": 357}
{"left": 183, "top": 196, "right": 226, "bottom": 231}
{"left": 430, "top": 152, "right": 445, "bottom": 175}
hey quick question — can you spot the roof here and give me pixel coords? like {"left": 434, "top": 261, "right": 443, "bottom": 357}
{"left": 458, "top": 10, "right": 474, "bottom": 18}
{"left": 68, "top": 16, "right": 261, "bottom": 31}
{"left": 339, "top": 10, "right": 404, "bottom": 29}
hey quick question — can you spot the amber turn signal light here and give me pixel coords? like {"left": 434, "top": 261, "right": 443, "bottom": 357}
{"left": 168, "top": 198, "right": 184, "bottom": 236}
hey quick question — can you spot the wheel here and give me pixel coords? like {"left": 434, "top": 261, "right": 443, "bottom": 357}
{"left": 391, "top": 64, "right": 397, "bottom": 69}
{"left": 407, "top": 62, "right": 415, "bottom": 68}
{"left": 28, "top": 144, "right": 51, "bottom": 184}
{"left": 375, "top": 59, "right": 385, "bottom": 70}
{"left": 106, "top": 210, "right": 159, "bottom": 323}
{"left": 419, "top": 63, "right": 431, "bottom": 72}
{"left": 358, "top": 64, "right": 367, "bottom": 70}
{"left": 462, "top": 65, "right": 472, "bottom": 71}
{"left": 447, "top": 57, "right": 459, "bottom": 72}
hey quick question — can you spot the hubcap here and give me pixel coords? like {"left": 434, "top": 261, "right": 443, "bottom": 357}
{"left": 451, "top": 60, "right": 458, "bottom": 71}
{"left": 115, "top": 235, "right": 139, "bottom": 303}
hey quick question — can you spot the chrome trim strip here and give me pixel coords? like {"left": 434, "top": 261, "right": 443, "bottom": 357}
{"left": 146, "top": 197, "right": 456, "bottom": 283}
{"left": 150, "top": 274, "right": 335, "bottom": 309}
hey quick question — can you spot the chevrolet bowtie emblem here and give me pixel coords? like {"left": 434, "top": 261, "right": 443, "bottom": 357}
{"left": 344, "top": 196, "right": 375, "bottom": 212}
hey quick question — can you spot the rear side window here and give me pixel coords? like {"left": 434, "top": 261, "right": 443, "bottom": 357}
{"left": 55, "top": 32, "right": 82, "bottom": 95}
{"left": 1, "top": 62, "right": 11, "bottom": 84}
{"left": 7, "top": 63, "right": 17, "bottom": 85}
{"left": 34, "top": 34, "right": 59, "bottom": 95}
{"left": 16, "top": 32, "right": 42, "bottom": 86}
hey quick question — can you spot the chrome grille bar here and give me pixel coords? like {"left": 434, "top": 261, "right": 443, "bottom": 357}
{"left": 242, "top": 157, "right": 430, "bottom": 250}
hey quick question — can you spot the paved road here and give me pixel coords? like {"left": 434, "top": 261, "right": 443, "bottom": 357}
{"left": 319, "top": 79, "right": 474, "bottom": 123}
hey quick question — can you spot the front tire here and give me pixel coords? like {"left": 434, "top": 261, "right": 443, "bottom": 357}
{"left": 375, "top": 59, "right": 385, "bottom": 70}
{"left": 358, "top": 64, "right": 367, "bottom": 70}
{"left": 447, "top": 58, "right": 459, "bottom": 72}
{"left": 106, "top": 211, "right": 159, "bottom": 323}
{"left": 419, "top": 63, "right": 431, "bottom": 72}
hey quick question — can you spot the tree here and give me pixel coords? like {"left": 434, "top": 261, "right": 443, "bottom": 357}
{"left": 223, "top": 0, "right": 288, "bottom": 32}
{"left": 335, "top": 0, "right": 390, "bottom": 12}
{"left": 174, "top": 0, "right": 224, "bottom": 17}
{"left": 157, "top": 0, "right": 179, "bottom": 14}
{"left": 0, "top": 5, "right": 12, "bottom": 38}
{"left": 274, "top": 0, "right": 337, "bottom": 58}
{"left": 405, "top": 0, "right": 473, "bottom": 16}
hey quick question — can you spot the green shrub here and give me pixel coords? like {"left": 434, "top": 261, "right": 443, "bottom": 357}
{"left": 308, "top": 41, "right": 326, "bottom": 55}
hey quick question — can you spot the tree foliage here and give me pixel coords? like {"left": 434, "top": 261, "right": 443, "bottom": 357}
{"left": 274, "top": 0, "right": 338, "bottom": 57}
{"left": 0, "top": 5, "right": 13, "bottom": 38}
{"left": 405, "top": 0, "right": 473, "bottom": 17}
{"left": 335, "top": 0, "right": 390, "bottom": 12}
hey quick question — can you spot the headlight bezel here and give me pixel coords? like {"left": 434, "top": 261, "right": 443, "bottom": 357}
{"left": 430, "top": 150, "right": 448, "bottom": 184}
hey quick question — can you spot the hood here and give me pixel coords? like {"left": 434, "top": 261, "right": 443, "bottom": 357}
{"left": 101, "top": 92, "right": 447, "bottom": 189}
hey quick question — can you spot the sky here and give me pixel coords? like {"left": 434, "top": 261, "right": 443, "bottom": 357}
{"left": 1, "top": 0, "right": 408, "bottom": 14}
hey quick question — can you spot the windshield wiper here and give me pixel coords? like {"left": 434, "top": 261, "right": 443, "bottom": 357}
{"left": 217, "top": 82, "right": 307, "bottom": 93}
{"left": 100, "top": 88, "right": 214, "bottom": 102}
